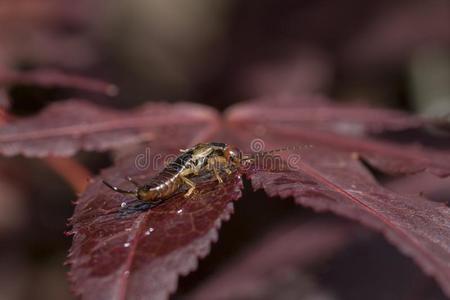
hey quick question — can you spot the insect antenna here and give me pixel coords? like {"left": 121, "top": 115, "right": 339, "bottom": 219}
{"left": 264, "top": 145, "right": 312, "bottom": 155}
{"left": 103, "top": 180, "right": 137, "bottom": 195}
{"left": 242, "top": 144, "right": 312, "bottom": 162}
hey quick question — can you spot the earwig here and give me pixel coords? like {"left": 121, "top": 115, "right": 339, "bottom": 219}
{"left": 103, "top": 143, "right": 241, "bottom": 205}
{"left": 103, "top": 142, "right": 310, "bottom": 208}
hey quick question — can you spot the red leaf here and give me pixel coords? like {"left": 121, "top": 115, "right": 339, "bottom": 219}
{"left": 68, "top": 145, "right": 243, "bottom": 300}
{"left": 43, "top": 156, "right": 92, "bottom": 194}
{"left": 188, "top": 220, "right": 353, "bottom": 300}
{"left": 226, "top": 96, "right": 426, "bottom": 133}
{"left": 385, "top": 173, "right": 450, "bottom": 204}
{"left": 0, "top": 69, "right": 118, "bottom": 96}
{"left": 250, "top": 149, "right": 450, "bottom": 296}
{"left": 2, "top": 97, "right": 449, "bottom": 297}
{"left": 226, "top": 98, "right": 450, "bottom": 176}
{"left": 225, "top": 99, "right": 450, "bottom": 296}
{"left": 0, "top": 100, "right": 219, "bottom": 157}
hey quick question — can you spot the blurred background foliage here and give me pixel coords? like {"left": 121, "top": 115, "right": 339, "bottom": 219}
{"left": 0, "top": 0, "right": 449, "bottom": 299}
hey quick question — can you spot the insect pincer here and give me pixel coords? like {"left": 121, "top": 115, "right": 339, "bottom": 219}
{"left": 102, "top": 180, "right": 137, "bottom": 196}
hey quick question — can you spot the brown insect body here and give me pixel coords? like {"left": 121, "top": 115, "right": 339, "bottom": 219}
{"left": 103, "top": 142, "right": 243, "bottom": 205}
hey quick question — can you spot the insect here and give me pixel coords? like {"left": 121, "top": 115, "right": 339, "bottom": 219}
{"left": 103, "top": 142, "right": 307, "bottom": 209}
{"left": 103, "top": 142, "right": 248, "bottom": 206}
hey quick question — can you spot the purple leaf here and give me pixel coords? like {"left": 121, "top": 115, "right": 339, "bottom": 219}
{"left": 3, "top": 96, "right": 449, "bottom": 297}
{"left": 227, "top": 98, "right": 450, "bottom": 176}
{"left": 68, "top": 144, "right": 243, "bottom": 300}
{"left": 188, "top": 220, "right": 353, "bottom": 300}
{"left": 0, "top": 100, "right": 219, "bottom": 157}
{"left": 249, "top": 148, "right": 450, "bottom": 296}
{"left": 0, "top": 69, "right": 118, "bottom": 96}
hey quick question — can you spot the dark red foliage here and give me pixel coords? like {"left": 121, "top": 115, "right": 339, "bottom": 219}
{"left": 0, "top": 100, "right": 218, "bottom": 157}
{"left": 0, "top": 69, "right": 119, "bottom": 97}
{"left": 187, "top": 220, "right": 354, "bottom": 300}
{"left": 227, "top": 98, "right": 450, "bottom": 176}
{"left": 68, "top": 145, "right": 242, "bottom": 300}
{"left": 248, "top": 148, "right": 450, "bottom": 294}
{"left": 0, "top": 96, "right": 449, "bottom": 299}
{"left": 226, "top": 98, "right": 450, "bottom": 295}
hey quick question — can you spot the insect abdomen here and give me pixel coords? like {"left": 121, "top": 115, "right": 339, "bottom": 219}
{"left": 138, "top": 151, "right": 193, "bottom": 202}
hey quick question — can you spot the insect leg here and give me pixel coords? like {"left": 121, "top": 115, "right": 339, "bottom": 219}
{"left": 180, "top": 175, "right": 196, "bottom": 197}
{"left": 213, "top": 166, "right": 224, "bottom": 183}
{"left": 222, "top": 166, "right": 232, "bottom": 175}
{"left": 207, "top": 157, "right": 224, "bottom": 183}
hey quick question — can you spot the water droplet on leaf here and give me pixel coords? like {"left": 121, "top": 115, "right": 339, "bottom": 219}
{"left": 145, "top": 227, "right": 154, "bottom": 236}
